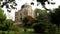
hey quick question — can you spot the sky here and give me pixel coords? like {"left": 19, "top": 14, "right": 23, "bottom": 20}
{"left": 2, "top": 0, "right": 60, "bottom": 21}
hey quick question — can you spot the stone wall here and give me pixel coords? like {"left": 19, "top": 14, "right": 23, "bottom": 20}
{"left": 15, "top": 3, "right": 36, "bottom": 23}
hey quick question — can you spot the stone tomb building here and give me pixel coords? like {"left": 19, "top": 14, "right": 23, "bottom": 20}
{"left": 15, "top": 3, "right": 36, "bottom": 23}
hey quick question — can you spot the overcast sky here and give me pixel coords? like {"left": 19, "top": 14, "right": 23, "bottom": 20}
{"left": 3, "top": 0, "right": 60, "bottom": 21}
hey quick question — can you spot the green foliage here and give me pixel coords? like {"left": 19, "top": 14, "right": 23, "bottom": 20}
{"left": 33, "top": 23, "right": 46, "bottom": 33}
{"left": 4, "top": 19, "right": 13, "bottom": 30}
{"left": 0, "top": 19, "right": 13, "bottom": 31}
{"left": 0, "top": 8, "right": 6, "bottom": 30}
{"left": 0, "top": 8, "right": 13, "bottom": 31}
{"left": 22, "top": 16, "right": 29, "bottom": 32}
{"left": 50, "top": 6, "right": 60, "bottom": 26}
{"left": 0, "top": 8, "right": 6, "bottom": 23}
{"left": 32, "top": 8, "right": 59, "bottom": 34}
{"left": 35, "top": 8, "right": 50, "bottom": 25}
{"left": 22, "top": 16, "right": 29, "bottom": 24}
{"left": 50, "top": 6, "right": 60, "bottom": 34}
{"left": 32, "top": 8, "right": 49, "bottom": 33}
{"left": 45, "top": 24, "right": 59, "bottom": 34}
{"left": 10, "top": 25, "right": 21, "bottom": 31}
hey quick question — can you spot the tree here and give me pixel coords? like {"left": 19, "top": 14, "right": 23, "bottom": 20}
{"left": 3, "top": 19, "right": 13, "bottom": 31}
{"left": 22, "top": 16, "right": 29, "bottom": 32}
{"left": 0, "top": 0, "right": 17, "bottom": 12}
{"left": 32, "top": 8, "right": 51, "bottom": 33}
{"left": 0, "top": 7, "right": 6, "bottom": 23}
{"left": 35, "top": 8, "right": 51, "bottom": 25}
{"left": 33, "top": 24, "right": 46, "bottom": 33}
{"left": 0, "top": 8, "right": 13, "bottom": 31}
{"left": 36, "top": 0, "right": 55, "bottom": 10}
{"left": 50, "top": 6, "right": 60, "bottom": 26}
{"left": 48, "top": 24, "right": 57, "bottom": 34}
{"left": 50, "top": 6, "right": 60, "bottom": 34}
{"left": 0, "top": 7, "right": 6, "bottom": 31}
{"left": 32, "top": 8, "right": 59, "bottom": 34}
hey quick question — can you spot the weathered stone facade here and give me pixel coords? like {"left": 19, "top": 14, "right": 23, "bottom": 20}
{"left": 15, "top": 3, "right": 36, "bottom": 22}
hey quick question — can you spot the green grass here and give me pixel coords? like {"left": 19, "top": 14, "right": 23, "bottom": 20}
{"left": 0, "top": 31, "right": 15, "bottom": 34}
{"left": 0, "top": 30, "right": 39, "bottom": 34}
{"left": 0, "top": 31, "right": 33, "bottom": 34}
{"left": 0, "top": 25, "right": 34, "bottom": 34}
{"left": 0, "top": 28, "right": 34, "bottom": 34}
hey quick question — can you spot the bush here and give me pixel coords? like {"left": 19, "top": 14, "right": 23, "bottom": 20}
{"left": 45, "top": 24, "right": 58, "bottom": 34}
{"left": 33, "top": 23, "right": 46, "bottom": 33}
{"left": 0, "top": 19, "right": 13, "bottom": 31}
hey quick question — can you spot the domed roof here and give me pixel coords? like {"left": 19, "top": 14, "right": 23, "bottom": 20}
{"left": 21, "top": 3, "right": 31, "bottom": 9}
{"left": 24, "top": 3, "right": 29, "bottom": 5}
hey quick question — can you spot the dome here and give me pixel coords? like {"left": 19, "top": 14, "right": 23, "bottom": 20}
{"left": 21, "top": 3, "right": 31, "bottom": 9}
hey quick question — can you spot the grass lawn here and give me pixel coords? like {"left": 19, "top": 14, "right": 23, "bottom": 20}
{"left": 0, "top": 31, "right": 15, "bottom": 34}
{"left": 0, "top": 31, "right": 36, "bottom": 34}
{"left": 0, "top": 28, "right": 35, "bottom": 34}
